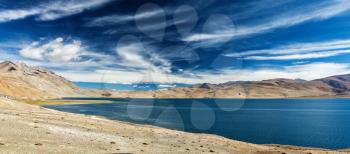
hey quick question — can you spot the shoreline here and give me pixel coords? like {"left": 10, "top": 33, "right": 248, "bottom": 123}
{"left": 44, "top": 96, "right": 350, "bottom": 105}
{"left": 0, "top": 99, "right": 350, "bottom": 153}
{"left": 39, "top": 97, "right": 350, "bottom": 151}
{"left": 22, "top": 99, "right": 114, "bottom": 105}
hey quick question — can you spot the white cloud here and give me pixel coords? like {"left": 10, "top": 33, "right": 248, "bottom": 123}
{"left": 85, "top": 14, "right": 130, "bottom": 27}
{"left": 0, "top": 9, "right": 39, "bottom": 22}
{"left": 1, "top": 37, "right": 116, "bottom": 71}
{"left": 225, "top": 39, "right": 350, "bottom": 60}
{"left": 227, "top": 39, "right": 350, "bottom": 57}
{"left": 19, "top": 38, "right": 84, "bottom": 62}
{"left": 195, "top": 63, "right": 350, "bottom": 83}
{"left": 18, "top": 37, "right": 117, "bottom": 66}
{"left": 183, "top": 0, "right": 350, "bottom": 43}
{"left": 0, "top": 49, "right": 22, "bottom": 62}
{"left": 117, "top": 44, "right": 155, "bottom": 69}
{"left": 0, "top": 0, "right": 114, "bottom": 22}
{"left": 116, "top": 36, "right": 171, "bottom": 73}
{"left": 86, "top": 6, "right": 164, "bottom": 27}
{"left": 14, "top": 36, "right": 172, "bottom": 77}
{"left": 244, "top": 50, "right": 350, "bottom": 60}
{"left": 57, "top": 62, "right": 350, "bottom": 84}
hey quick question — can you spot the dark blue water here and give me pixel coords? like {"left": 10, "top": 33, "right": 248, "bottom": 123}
{"left": 44, "top": 98, "right": 350, "bottom": 149}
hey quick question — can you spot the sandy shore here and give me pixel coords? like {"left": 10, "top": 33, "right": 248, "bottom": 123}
{"left": 0, "top": 98, "right": 349, "bottom": 154}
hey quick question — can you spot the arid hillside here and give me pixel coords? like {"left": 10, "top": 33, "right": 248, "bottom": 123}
{"left": 0, "top": 61, "right": 85, "bottom": 99}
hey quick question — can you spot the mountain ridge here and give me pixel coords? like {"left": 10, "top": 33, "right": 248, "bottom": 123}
{"left": 181, "top": 74, "right": 350, "bottom": 98}
{"left": 102, "top": 73, "right": 350, "bottom": 98}
{"left": 0, "top": 61, "right": 86, "bottom": 99}
{"left": 1, "top": 61, "right": 350, "bottom": 99}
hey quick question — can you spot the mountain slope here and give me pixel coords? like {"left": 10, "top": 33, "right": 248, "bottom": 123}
{"left": 1, "top": 61, "right": 350, "bottom": 99}
{"left": 110, "top": 75, "right": 350, "bottom": 98}
{"left": 314, "top": 74, "right": 350, "bottom": 93}
{"left": 169, "top": 76, "right": 350, "bottom": 98}
{"left": 0, "top": 61, "right": 83, "bottom": 99}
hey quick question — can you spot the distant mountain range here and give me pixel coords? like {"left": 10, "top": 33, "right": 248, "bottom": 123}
{"left": 184, "top": 75, "right": 350, "bottom": 98}
{"left": 100, "top": 73, "right": 350, "bottom": 99}
{"left": 1, "top": 61, "right": 350, "bottom": 99}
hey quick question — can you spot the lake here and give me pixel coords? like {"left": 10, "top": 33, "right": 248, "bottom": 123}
{"left": 43, "top": 98, "right": 350, "bottom": 149}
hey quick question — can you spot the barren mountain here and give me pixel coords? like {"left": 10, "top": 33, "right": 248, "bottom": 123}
{"left": 156, "top": 75, "right": 350, "bottom": 98}
{"left": 1, "top": 61, "right": 350, "bottom": 99}
{"left": 0, "top": 61, "right": 84, "bottom": 99}
{"left": 108, "top": 75, "right": 350, "bottom": 98}
{"left": 315, "top": 74, "right": 350, "bottom": 93}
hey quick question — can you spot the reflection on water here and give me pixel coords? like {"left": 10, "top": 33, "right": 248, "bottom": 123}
{"left": 44, "top": 98, "right": 350, "bottom": 149}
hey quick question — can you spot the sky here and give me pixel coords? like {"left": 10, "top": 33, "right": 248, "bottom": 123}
{"left": 1, "top": 0, "right": 350, "bottom": 84}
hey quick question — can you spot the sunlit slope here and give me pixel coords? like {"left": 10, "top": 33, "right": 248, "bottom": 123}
{"left": 0, "top": 61, "right": 82, "bottom": 99}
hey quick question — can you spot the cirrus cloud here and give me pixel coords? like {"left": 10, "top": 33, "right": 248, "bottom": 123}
{"left": 225, "top": 39, "right": 350, "bottom": 60}
{"left": 57, "top": 62, "right": 350, "bottom": 84}
{"left": 183, "top": 0, "right": 350, "bottom": 43}
{"left": 0, "top": 0, "right": 115, "bottom": 22}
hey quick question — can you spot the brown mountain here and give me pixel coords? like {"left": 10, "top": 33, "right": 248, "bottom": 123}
{"left": 167, "top": 75, "right": 350, "bottom": 98}
{"left": 1, "top": 61, "right": 350, "bottom": 99}
{"left": 0, "top": 61, "right": 85, "bottom": 99}
{"left": 113, "top": 75, "right": 350, "bottom": 98}
{"left": 315, "top": 74, "right": 350, "bottom": 92}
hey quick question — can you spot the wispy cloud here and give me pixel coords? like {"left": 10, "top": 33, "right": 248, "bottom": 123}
{"left": 115, "top": 36, "right": 171, "bottom": 73}
{"left": 193, "top": 62, "right": 350, "bottom": 83}
{"left": 85, "top": 5, "right": 165, "bottom": 27}
{"left": 0, "top": 9, "right": 38, "bottom": 22}
{"left": 227, "top": 39, "right": 350, "bottom": 57}
{"left": 85, "top": 14, "right": 130, "bottom": 27}
{"left": 7, "top": 38, "right": 350, "bottom": 84}
{"left": 0, "top": 0, "right": 114, "bottom": 22}
{"left": 244, "top": 50, "right": 350, "bottom": 60}
{"left": 183, "top": 0, "right": 350, "bottom": 43}
{"left": 85, "top": 4, "right": 198, "bottom": 36}
{"left": 226, "top": 39, "right": 350, "bottom": 60}
{"left": 57, "top": 62, "right": 350, "bottom": 84}
{"left": 0, "top": 49, "right": 22, "bottom": 62}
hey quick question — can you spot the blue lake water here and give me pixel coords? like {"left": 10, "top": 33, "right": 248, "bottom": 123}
{"left": 43, "top": 98, "right": 350, "bottom": 149}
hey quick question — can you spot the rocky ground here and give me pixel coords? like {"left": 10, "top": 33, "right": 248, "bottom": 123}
{"left": 0, "top": 97, "right": 349, "bottom": 154}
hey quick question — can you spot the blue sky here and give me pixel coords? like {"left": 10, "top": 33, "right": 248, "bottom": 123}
{"left": 1, "top": 0, "right": 350, "bottom": 84}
